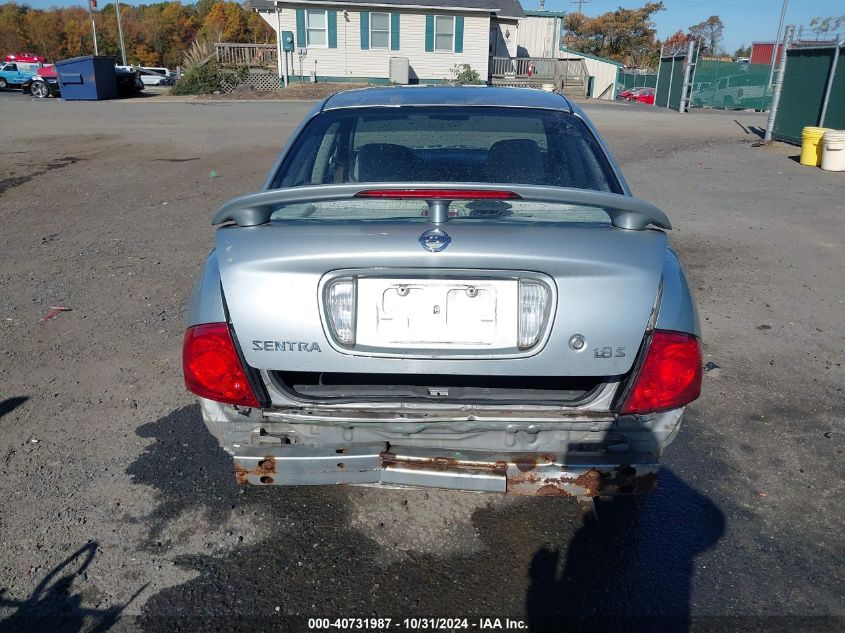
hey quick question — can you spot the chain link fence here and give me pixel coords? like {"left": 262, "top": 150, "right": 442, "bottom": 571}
{"left": 690, "top": 61, "right": 773, "bottom": 111}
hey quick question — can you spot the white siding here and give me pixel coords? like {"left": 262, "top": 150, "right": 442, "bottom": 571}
{"left": 516, "top": 15, "right": 562, "bottom": 58}
{"left": 579, "top": 56, "right": 619, "bottom": 99}
{"left": 490, "top": 18, "right": 518, "bottom": 58}
{"left": 259, "top": 5, "right": 490, "bottom": 82}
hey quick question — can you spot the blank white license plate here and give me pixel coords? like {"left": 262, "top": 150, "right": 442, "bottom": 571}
{"left": 356, "top": 278, "right": 518, "bottom": 349}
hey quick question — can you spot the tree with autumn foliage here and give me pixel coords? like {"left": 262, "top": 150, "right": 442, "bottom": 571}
{"left": 662, "top": 30, "right": 688, "bottom": 54}
{"left": 562, "top": 2, "right": 664, "bottom": 68}
{"left": 0, "top": 1, "right": 274, "bottom": 67}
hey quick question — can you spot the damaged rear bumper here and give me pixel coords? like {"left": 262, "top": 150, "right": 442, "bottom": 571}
{"left": 198, "top": 396, "right": 682, "bottom": 496}
{"left": 233, "top": 445, "right": 659, "bottom": 496}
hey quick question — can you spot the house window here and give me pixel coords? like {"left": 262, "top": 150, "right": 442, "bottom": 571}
{"left": 435, "top": 15, "right": 454, "bottom": 52}
{"left": 370, "top": 12, "right": 390, "bottom": 49}
{"left": 306, "top": 10, "right": 328, "bottom": 47}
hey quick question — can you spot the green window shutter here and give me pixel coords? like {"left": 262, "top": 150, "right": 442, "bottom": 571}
{"left": 360, "top": 11, "right": 369, "bottom": 50}
{"left": 390, "top": 13, "right": 400, "bottom": 50}
{"left": 295, "top": 9, "right": 305, "bottom": 48}
{"left": 455, "top": 16, "right": 464, "bottom": 53}
{"left": 424, "top": 15, "right": 434, "bottom": 52}
{"left": 328, "top": 10, "right": 337, "bottom": 48}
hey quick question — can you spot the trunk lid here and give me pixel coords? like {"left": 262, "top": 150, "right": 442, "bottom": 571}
{"left": 216, "top": 220, "right": 665, "bottom": 376}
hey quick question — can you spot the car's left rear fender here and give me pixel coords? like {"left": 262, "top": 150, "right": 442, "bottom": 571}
{"left": 186, "top": 250, "right": 226, "bottom": 327}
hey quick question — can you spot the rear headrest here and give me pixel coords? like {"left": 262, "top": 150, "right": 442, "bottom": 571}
{"left": 354, "top": 143, "right": 415, "bottom": 182}
{"left": 486, "top": 139, "right": 543, "bottom": 184}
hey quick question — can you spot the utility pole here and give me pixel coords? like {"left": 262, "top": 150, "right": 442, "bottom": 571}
{"left": 570, "top": 0, "right": 589, "bottom": 15}
{"left": 115, "top": 0, "right": 127, "bottom": 66}
{"left": 88, "top": 0, "right": 99, "bottom": 55}
{"left": 764, "top": 25, "right": 794, "bottom": 142}
{"left": 275, "top": 6, "right": 283, "bottom": 85}
{"left": 767, "top": 0, "right": 788, "bottom": 88}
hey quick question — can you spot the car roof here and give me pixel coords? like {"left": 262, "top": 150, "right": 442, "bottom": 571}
{"left": 321, "top": 86, "right": 573, "bottom": 113}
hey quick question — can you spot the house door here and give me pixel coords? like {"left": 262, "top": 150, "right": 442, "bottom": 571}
{"left": 489, "top": 27, "right": 499, "bottom": 82}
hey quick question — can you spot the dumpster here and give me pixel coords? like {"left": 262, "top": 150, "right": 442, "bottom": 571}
{"left": 55, "top": 56, "right": 117, "bottom": 100}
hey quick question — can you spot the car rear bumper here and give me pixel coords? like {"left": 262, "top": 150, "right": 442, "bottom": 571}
{"left": 233, "top": 444, "right": 659, "bottom": 496}
{"left": 198, "top": 397, "right": 684, "bottom": 496}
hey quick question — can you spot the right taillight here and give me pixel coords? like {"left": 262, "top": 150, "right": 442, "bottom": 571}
{"left": 620, "top": 330, "right": 702, "bottom": 415}
{"left": 517, "top": 280, "right": 550, "bottom": 350}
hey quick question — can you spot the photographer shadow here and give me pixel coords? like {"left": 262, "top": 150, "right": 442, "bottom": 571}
{"left": 525, "top": 466, "right": 725, "bottom": 632}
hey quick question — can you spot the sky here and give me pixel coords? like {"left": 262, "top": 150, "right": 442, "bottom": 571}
{"left": 543, "top": 0, "right": 844, "bottom": 52}
{"left": 11, "top": 0, "right": 845, "bottom": 53}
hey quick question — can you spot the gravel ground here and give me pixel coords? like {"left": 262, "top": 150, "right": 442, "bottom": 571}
{"left": 0, "top": 93, "right": 842, "bottom": 632}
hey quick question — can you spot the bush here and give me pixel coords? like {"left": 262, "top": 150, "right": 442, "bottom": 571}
{"left": 448, "top": 63, "right": 483, "bottom": 85}
{"left": 170, "top": 62, "right": 248, "bottom": 95}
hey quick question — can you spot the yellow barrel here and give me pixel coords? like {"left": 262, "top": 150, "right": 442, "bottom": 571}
{"left": 800, "top": 126, "right": 829, "bottom": 166}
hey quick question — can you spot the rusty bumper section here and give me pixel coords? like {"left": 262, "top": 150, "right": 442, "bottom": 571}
{"left": 233, "top": 445, "right": 658, "bottom": 496}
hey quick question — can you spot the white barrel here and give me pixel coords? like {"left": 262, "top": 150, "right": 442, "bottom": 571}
{"left": 821, "top": 130, "right": 845, "bottom": 172}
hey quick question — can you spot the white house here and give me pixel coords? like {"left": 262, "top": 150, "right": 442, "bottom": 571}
{"left": 246, "top": 0, "right": 525, "bottom": 84}
{"left": 515, "top": 9, "right": 565, "bottom": 58}
{"left": 243, "top": 0, "right": 621, "bottom": 98}
{"left": 515, "top": 9, "right": 623, "bottom": 99}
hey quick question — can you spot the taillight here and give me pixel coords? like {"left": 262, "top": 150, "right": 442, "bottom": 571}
{"left": 620, "top": 330, "right": 702, "bottom": 415}
{"left": 182, "top": 323, "right": 260, "bottom": 408}
{"left": 325, "top": 277, "right": 356, "bottom": 347}
{"left": 517, "top": 280, "right": 549, "bottom": 349}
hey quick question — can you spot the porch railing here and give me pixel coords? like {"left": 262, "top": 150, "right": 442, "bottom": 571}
{"left": 491, "top": 56, "right": 590, "bottom": 95}
{"left": 215, "top": 42, "right": 277, "bottom": 67}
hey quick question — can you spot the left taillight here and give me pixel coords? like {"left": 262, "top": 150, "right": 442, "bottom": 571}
{"left": 182, "top": 323, "right": 260, "bottom": 408}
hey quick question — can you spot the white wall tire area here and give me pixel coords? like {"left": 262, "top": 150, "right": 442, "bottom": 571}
{"left": 0, "top": 78, "right": 8, "bottom": 90}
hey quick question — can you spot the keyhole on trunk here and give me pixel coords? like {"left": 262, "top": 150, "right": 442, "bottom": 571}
{"left": 433, "top": 305, "right": 440, "bottom": 314}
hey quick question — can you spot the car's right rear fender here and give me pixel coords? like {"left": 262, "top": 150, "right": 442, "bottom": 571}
{"left": 656, "top": 248, "right": 700, "bottom": 337}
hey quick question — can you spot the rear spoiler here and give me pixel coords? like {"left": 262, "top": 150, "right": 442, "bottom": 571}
{"left": 212, "top": 184, "right": 671, "bottom": 231}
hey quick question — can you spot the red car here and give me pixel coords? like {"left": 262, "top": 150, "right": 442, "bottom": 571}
{"left": 4, "top": 52, "right": 44, "bottom": 65}
{"left": 626, "top": 87, "right": 655, "bottom": 105}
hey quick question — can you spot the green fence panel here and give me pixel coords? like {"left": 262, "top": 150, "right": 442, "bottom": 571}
{"left": 619, "top": 72, "right": 656, "bottom": 91}
{"left": 689, "top": 60, "right": 773, "bottom": 111}
{"left": 773, "top": 47, "right": 843, "bottom": 144}
{"left": 655, "top": 54, "right": 685, "bottom": 110}
{"left": 823, "top": 58, "right": 845, "bottom": 130}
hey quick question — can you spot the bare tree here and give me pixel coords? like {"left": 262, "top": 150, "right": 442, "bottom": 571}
{"left": 688, "top": 15, "right": 724, "bottom": 56}
{"left": 810, "top": 15, "right": 844, "bottom": 35}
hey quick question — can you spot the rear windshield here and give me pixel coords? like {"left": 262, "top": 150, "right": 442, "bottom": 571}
{"left": 270, "top": 106, "right": 621, "bottom": 194}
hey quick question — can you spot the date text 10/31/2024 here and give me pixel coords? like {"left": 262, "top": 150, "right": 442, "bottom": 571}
{"left": 307, "top": 618, "right": 527, "bottom": 630}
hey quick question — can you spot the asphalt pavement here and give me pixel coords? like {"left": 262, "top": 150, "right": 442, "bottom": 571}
{"left": 0, "top": 92, "right": 842, "bottom": 632}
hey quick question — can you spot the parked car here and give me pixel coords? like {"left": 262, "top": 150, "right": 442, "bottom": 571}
{"left": 139, "top": 66, "right": 173, "bottom": 79}
{"left": 183, "top": 86, "right": 702, "bottom": 497}
{"left": 0, "top": 60, "right": 40, "bottom": 90}
{"left": 22, "top": 65, "right": 60, "bottom": 98}
{"left": 617, "top": 86, "right": 649, "bottom": 99}
{"left": 137, "top": 68, "right": 173, "bottom": 86}
{"left": 691, "top": 74, "right": 771, "bottom": 109}
{"left": 630, "top": 87, "right": 655, "bottom": 105}
{"left": 116, "top": 66, "right": 172, "bottom": 86}
{"left": 24, "top": 65, "right": 143, "bottom": 98}
{"left": 620, "top": 86, "right": 648, "bottom": 102}
{"left": 114, "top": 66, "right": 145, "bottom": 96}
